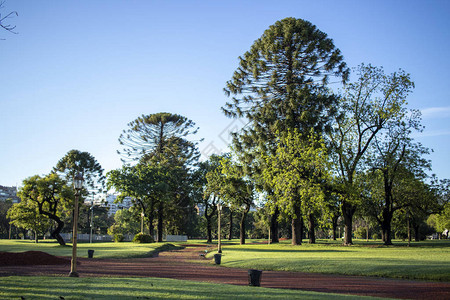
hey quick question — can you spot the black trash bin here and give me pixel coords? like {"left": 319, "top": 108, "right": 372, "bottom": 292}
{"left": 214, "top": 254, "right": 222, "bottom": 265}
{"left": 88, "top": 249, "right": 95, "bottom": 258}
{"left": 248, "top": 269, "right": 262, "bottom": 286}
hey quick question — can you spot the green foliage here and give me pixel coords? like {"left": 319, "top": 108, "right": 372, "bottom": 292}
{"left": 16, "top": 173, "right": 73, "bottom": 245}
{"left": 428, "top": 203, "right": 450, "bottom": 233}
{"left": 6, "top": 199, "right": 51, "bottom": 241}
{"left": 107, "top": 208, "right": 140, "bottom": 236}
{"left": 223, "top": 17, "right": 348, "bottom": 120}
{"left": 329, "top": 63, "right": 416, "bottom": 245}
{"left": 207, "top": 154, "right": 254, "bottom": 244}
{"left": 114, "top": 112, "right": 201, "bottom": 241}
{"left": 107, "top": 161, "right": 169, "bottom": 237}
{"left": 264, "top": 129, "right": 330, "bottom": 218}
{"left": 113, "top": 233, "right": 124, "bottom": 242}
{"left": 53, "top": 149, "right": 105, "bottom": 194}
{"left": 132, "top": 232, "right": 154, "bottom": 243}
{"left": 354, "top": 227, "right": 367, "bottom": 239}
{"left": 117, "top": 112, "right": 200, "bottom": 165}
{"left": 0, "top": 199, "right": 13, "bottom": 238}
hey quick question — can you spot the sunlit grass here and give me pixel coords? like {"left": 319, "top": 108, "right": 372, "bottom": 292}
{"left": 2, "top": 238, "right": 449, "bottom": 281}
{"left": 205, "top": 239, "right": 450, "bottom": 281}
{"left": 0, "top": 239, "right": 172, "bottom": 258}
{"left": 0, "top": 276, "right": 385, "bottom": 300}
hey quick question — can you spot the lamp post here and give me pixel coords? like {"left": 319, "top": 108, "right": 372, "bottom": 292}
{"left": 89, "top": 201, "right": 94, "bottom": 244}
{"left": 217, "top": 203, "right": 222, "bottom": 253}
{"left": 141, "top": 209, "right": 144, "bottom": 234}
{"left": 69, "top": 172, "right": 83, "bottom": 277}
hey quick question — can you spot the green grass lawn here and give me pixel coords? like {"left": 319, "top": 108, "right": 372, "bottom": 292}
{"left": 205, "top": 239, "right": 450, "bottom": 281}
{"left": 2, "top": 238, "right": 449, "bottom": 281}
{"left": 0, "top": 239, "right": 174, "bottom": 259}
{"left": 0, "top": 276, "right": 386, "bottom": 300}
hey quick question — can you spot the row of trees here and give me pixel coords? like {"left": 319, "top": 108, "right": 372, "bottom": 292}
{"left": 6, "top": 150, "right": 106, "bottom": 244}
{"left": 5, "top": 17, "right": 449, "bottom": 246}
{"left": 215, "top": 17, "right": 448, "bottom": 246}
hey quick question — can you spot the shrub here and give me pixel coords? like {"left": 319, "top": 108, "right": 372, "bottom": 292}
{"left": 354, "top": 227, "right": 367, "bottom": 239}
{"left": 132, "top": 233, "right": 154, "bottom": 243}
{"left": 114, "top": 233, "right": 124, "bottom": 242}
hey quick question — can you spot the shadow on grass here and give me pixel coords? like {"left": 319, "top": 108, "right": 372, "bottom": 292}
{"left": 0, "top": 276, "right": 380, "bottom": 300}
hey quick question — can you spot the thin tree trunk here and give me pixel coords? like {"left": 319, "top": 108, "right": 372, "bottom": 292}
{"left": 413, "top": 224, "right": 420, "bottom": 241}
{"left": 291, "top": 204, "right": 302, "bottom": 245}
{"left": 205, "top": 203, "right": 216, "bottom": 243}
{"left": 366, "top": 222, "right": 369, "bottom": 242}
{"left": 407, "top": 214, "right": 411, "bottom": 246}
{"left": 228, "top": 210, "right": 233, "bottom": 240}
{"left": 148, "top": 214, "right": 154, "bottom": 239}
{"left": 270, "top": 206, "right": 280, "bottom": 243}
{"left": 308, "top": 213, "right": 315, "bottom": 244}
{"left": 240, "top": 205, "right": 250, "bottom": 245}
{"left": 206, "top": 217, "right": 213, "bottom": 243}
{"left": 331, "top": 214, "right": 338, "bottom": 241}
{"left": 157, "top": 202, "right": 164, "bottom": 242}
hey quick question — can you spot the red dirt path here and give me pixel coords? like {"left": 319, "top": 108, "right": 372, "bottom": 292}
{"left": 1, "top": 246, "right": 449, "bottom": 299}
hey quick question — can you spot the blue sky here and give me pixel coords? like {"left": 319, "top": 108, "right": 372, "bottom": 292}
{"left": 1, "top": 0, "right": 449, "bottom": 187}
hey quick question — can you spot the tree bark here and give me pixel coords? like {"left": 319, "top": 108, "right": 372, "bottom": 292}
{"left": 148, "top": 214, "right": 154, "bottom": 239}
{"left": 381, "top": 209, "right": 393, "bottom": 245}
{"left": 36, "top": 202, "right": 66, "bottom": 246}
{"left": 413, "top": 224, "right": 420, "bottom": 241}
{"left": 308, "top": 213, "right": 315, "bottom": 244}
{"left": 366, "top": 222, "right": 369, "bottom": 242}
{"left": 239, "top": 205, "right": 250, "bottom": 245}
{"left": 342, "top": 201, "right": 356, "bottom": 245}
{"left": 331, "top": 214, "right": 339, "bottom": 241}
{"left": 228, "top": 210, "right": 233, "bottom": 240}
{"left": 270, "top": 206, "right": 280, "bottom": 243}
{"left": 291, "top": 204, "right": 302, "bottom": 245}
{"left": 206, "top": 217, "right": 213, "bottom": 243}
{"left": 407, "top": 215, "right": 411, "bottom": 246}
{"left": 157, "top": 201, "right": 164, "bottom": 242}
{"left": 204, "top": 202, "right": 216, "bottom": 243}
{"left": 47, "top": 214, "right": 65, "bottom": 245}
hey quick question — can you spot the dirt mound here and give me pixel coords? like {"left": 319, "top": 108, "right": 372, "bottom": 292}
{"left": 0, "top": 251, "right": 70, "bottom": 266}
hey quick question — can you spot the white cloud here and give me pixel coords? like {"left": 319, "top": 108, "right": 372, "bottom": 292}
{"left": 420, "top": 106, "right": 450, "bottom": 119}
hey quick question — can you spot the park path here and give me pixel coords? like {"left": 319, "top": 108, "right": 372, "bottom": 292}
{"left": 0, "top": 245, "right": 449, "bottom": 299}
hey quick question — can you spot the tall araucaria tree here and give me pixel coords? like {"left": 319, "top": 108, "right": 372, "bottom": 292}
{"left": 117, "top": 112, "right": 201, "bottom": 242}
{"left": 222, "top": 17, "right": 348, "bottom": 243}
{"left": 53, "top": 149, "right": 106, "bottom": 194}
{"left": 118, "top": 112, "right": 200, "bottom": 166}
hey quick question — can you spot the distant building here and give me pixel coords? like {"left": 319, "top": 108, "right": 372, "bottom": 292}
{"left": 89, "top": 194, "right": 133, "bottom": 216}
{"left": 0, "top": 185, "right": 20, "bottom": 203}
